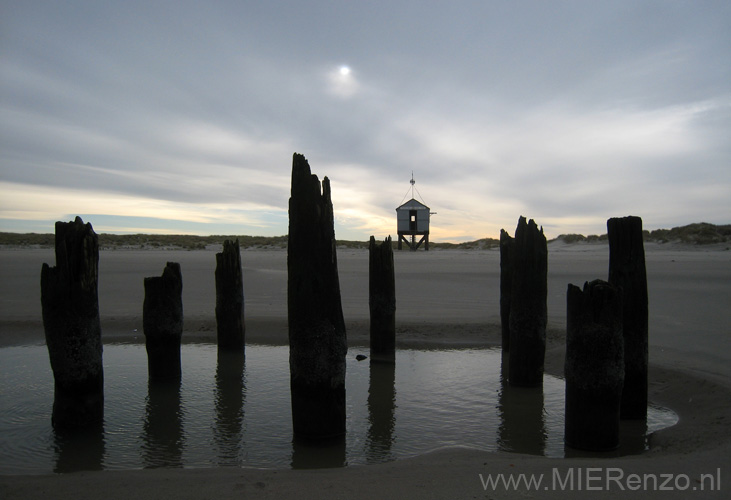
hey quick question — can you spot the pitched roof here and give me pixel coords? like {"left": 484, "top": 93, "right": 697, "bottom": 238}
{"left": 396, "top": 198, "right": 430, "bottom": 211}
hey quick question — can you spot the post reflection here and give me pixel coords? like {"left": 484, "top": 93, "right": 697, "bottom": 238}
{"left": 366, "top": 360, "right": 396, "bottom": 463}
{"left": 564, "top": 417, "right": 648, "bottom": 458}
{"left": 291, "top": 435, "right": 346, "bottom": 469}
{"left": 53, "top": 422, "right": 105, "bottom": 473}
{"left": 141, "top": 379, "right": 184, "bottom": 468}
{"left": 214, "top": 349, "right": 246, "bottom": 466}
{"left": 618, "top": 417, "right": 649, "bottom": 454}
{"left": 497, "top": 351, "right": 547, "bottom": 455}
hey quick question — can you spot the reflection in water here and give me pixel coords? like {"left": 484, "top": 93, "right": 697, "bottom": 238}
{"left": 619, "top": 417, "right": 649, "bottom": 452}
{"left": 497, "top": 351, "right": 547, "bottom": 455}
{"left": 53, "top": 423, "right": 104, "bottom": 473}
{"left": 0, "top": 344, "right": 679, "bottom": 473}
{"left": 291, "top": 436, "right": 346, "bottom": 469}
{"left": 142, "top": 379, "right": 184, "bottom": 468}
{"left": 564, "top": 415, "right": 650, "bottom": 458}
{"left": 366, "top": 360, "right": 396, "bottom": 463}
{"left": 214, "top": 350, "right": 246, "bottom": 466}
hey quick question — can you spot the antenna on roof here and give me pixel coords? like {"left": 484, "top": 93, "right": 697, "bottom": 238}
{"left": 400, "top": 171, "right": 430, "bottom": 207}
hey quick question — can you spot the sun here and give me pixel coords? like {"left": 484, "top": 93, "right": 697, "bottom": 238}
{"left": 327, "top": 65, "right": 358, "bottom": 98}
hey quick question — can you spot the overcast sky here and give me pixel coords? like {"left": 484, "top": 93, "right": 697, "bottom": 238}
{"left": 1, "top": 0, "right": 729, "bottom": 241}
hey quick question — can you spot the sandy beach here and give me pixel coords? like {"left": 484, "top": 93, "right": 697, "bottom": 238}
{"left": 1, "top": 242, "right": 730, "bottom": 498}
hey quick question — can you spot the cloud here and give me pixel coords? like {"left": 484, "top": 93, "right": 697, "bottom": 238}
{"left": 0, "top": 181, "right": 287, "bottom": 234}
{"left": 1, "top": 1, "right": 729, "bottom": 241}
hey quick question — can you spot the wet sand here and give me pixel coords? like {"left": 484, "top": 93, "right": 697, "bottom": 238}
{"left": 1, "top": 243, "right": 730, "bottom": 498}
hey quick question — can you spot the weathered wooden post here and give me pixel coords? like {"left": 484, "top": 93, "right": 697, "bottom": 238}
{"left": 216, "top": 239, "right": 245, "bottom": 351}
{"left": 369, "top": 235, "right": 396, "bottom": 362}
{"left": 499, "top": 229, "right": 514, "bottom": 351}
{"left": 608, "top": 216, "right": 648, "bottom": 419}
{"left": 143, "top": 262, "right": 183, "bottom": 381}
{"left": 565, "top": 279, "right": 624, "bottom": 451}
{"left": 288, "top": 153, "right": 347, "bottom": 439}
{"left": 41, "top": 216, "right": 104, "bottom": 430}
{"left": 508, "top": 216, "right": 547, "bottom": 387}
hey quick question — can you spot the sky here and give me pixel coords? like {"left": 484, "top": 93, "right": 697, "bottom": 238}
{"left": 1, "top": 0, "right": 729, "bottom": 242}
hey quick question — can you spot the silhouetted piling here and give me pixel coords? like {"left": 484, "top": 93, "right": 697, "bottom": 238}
{"left": 288, "top": 153, "right": 347, "bottom": 439}
{"left": 500, "top": 229, "right": 514, "bottom": 351}
{"left": 143, "top": 262, "right": 183, "bottom": 381}
{"left": 41, "top": 217, "right": 104, "bottom": 430}
{"left": 369, "top": 235, "right": 396, "bottom": 362}
{"left": 565, "top": 280, "right": 624, "bottom": 451}
{"left": 216, "top": 239, "right": 245, "bottom": 351}
{"left": 508, "top": 216, "right": 547, "bottom": 387}
{"left": 608, "top": 216, "right": 648, "bottom": 419}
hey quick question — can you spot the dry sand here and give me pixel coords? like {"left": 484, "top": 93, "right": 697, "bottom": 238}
{"left": 1, "top": 242, "right": 730, "bottom": 498}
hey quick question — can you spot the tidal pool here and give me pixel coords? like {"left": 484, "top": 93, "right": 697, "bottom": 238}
{"left": 0, "top": 343, "right": 677, "bottom": 473}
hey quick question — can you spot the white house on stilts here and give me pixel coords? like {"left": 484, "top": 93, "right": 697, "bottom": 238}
{"left": 396, "top": 174, "right": 435, "bottom": 251}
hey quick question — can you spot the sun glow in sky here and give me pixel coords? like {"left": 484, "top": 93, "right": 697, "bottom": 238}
{"left": 1, "top": 1, "right": 729, "bottom": 241}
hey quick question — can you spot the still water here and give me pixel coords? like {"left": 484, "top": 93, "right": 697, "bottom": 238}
{"left": 0, "top": 343, "right": 676, "bottom": 473}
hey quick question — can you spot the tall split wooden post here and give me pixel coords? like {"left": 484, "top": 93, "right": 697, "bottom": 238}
{"left": 369, "top": 235, "right": 396, "bottom": 363}
{"left": 499, "top": 229, "right": 514, "bottom": 351}
{"left": 508, "top": 216, "right": 547, "bottom": 387}
{"left": 288, "top": 153, "right": 347, "bottom": 439}
{"left": 608, "top": 216, "right": 648, "bottom": 419}
{"left": 565, "top": 280, "right": 625, "bottom": 451}
{"left": 143, "top": 262, "right": 184, "bottom": 381}
{"left": 216, "top": 239, "right": 245, "bottom": 351}
{"left": 41, "top": 217, "right": 104, "bottom": 430}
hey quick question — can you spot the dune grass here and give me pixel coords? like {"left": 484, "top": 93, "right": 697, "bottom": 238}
{"left": 1, "top": 223, "right": 728, "bottom": 250}
{"left": 551, "top": 222, "right": 731, "bottom": 245}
